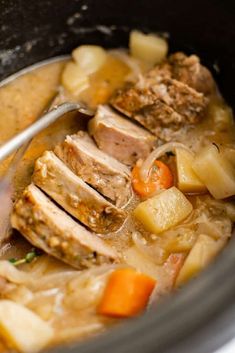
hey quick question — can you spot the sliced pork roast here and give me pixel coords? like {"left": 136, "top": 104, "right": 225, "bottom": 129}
{"left": 146, "top": 52, "right": 215, "bottom": 96}
{"left": 11, "top": 184, "right": 118, "bottom": 269}
{"left": 111, "top": 53, "right": 212, "bottom": 141}
{"left": 168, "top": 52, "right": 215, "bottom": 96}
{"left": 54, "top": 131, "right": 132, "bottom": 207}
{"left": 33, "top": 151, "right": 126, "bottom": 234}
{"left": 88, "top": 105, "right": 156, "bottom": 166}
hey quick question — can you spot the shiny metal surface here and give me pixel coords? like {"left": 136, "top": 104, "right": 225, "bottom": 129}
{"left": 0, "top": 103, "right": 94, "bottom": 162}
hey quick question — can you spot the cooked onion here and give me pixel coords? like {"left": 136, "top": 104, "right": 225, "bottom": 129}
{"left": 140, "top": 142, "right": 192, "bottom": 182}
{"left": 131, "top": 232, "right": 166, "bottom": 265}
{"left": 57, "top": 322, "right": 104, "bottom": 343}
{"left": 0, "top": 261, "right": 32, "bottom": 284}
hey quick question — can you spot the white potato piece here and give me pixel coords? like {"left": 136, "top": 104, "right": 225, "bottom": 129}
{"left": 130, "top": 30, "right": 168, "bottom": 65}
{"left": 61, "top": 62, "right": 89, "bottom": 96}
{"left": 133, "top": 187, "right": 193, "bottom": 234}
{"left": 72, "top": 45, "right": 107, "bottom": 75}
{"left": 176, "top": 148, "right": 207, "bottom": 193}
{"left": 176, "top": 234, "right": 227, "bottom": 286}
{"left": 0, "top": 300, "right": 53, "bottom": 353}
{"left": 192, "top": 144, "right": 235, "bottom": 199}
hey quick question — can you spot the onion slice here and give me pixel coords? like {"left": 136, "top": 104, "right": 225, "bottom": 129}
{"left": 132, "top": 232, "right": 166, "bottom": 265}
{"left": 140, "top": 142, "right": 192, "bottom": 182}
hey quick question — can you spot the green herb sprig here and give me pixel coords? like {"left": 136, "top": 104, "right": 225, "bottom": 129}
{"left": 8, "top": 248, "right": 41, "bottom": 266}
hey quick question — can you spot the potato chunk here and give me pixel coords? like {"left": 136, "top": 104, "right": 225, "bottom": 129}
{"left": 130, "top": 30, "right": 168, "bottom": 65}
{"left": 61, "top": 62, "right": 89, "bottom": 96}
{"left": 176, "top": 234, "right": 226, "bottom": 286}
{"left": 72, "top": 45, "right": 107, "bottom": 75}
{"left": 192, "top": 144, "right": 235, "bottom": 199}
{"left": 133, "top": 187, "right": 193, "bottom": 234}
{"left": 176, "top": 148, "right": 207, "bottom": 193}
{"left": 0, "top": 300, "right": 53, "bottom": 353}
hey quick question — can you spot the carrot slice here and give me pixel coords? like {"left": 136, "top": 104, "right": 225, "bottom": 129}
{"left": 97, "top": 268, "right": 156, "bottom": 318}
{"left": 131, "top": 160, "right": 174, "bottom": 198}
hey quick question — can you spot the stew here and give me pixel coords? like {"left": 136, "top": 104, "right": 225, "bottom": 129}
{"left": 0, "top": 30, "right": 234, "bottom": 352}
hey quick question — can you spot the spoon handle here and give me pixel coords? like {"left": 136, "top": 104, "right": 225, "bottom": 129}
{"left": 0, "top": 102, "right": 93, "bottom": 163}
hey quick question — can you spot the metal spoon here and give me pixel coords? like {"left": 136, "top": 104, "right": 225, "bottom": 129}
{"left": 0, "top": 102, "right": 94, "bottom": 163}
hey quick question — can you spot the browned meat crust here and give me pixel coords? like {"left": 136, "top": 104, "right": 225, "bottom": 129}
{"left": 11, "top": 184, "right": 118, "bottom": 269}
{"left": 112, "top": 79, "right": 207, "bottom": 140}
{"left": 169, "top": 52, "right": 215, "bottom": 96}
{"left": 146, "top": 52, "right": 215, "bottom": 95}
{"left": 137, "top": 77, "right": 207, "bottom": 123}
{"left": 111, "top": 52, "right": 212, "bottom": 141}
{"left": 33, "top": 151, "right": 126, "bottom": 234}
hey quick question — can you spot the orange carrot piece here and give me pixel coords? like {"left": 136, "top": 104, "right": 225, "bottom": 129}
{"left": 97, "top": 268, "right": 156, "bottom": 318}
{"left": 131, "top": 160, "right": 174, "bottom": 198}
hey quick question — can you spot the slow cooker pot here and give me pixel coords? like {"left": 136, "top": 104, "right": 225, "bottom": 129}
{"left": 1, "top": 1, "right": 235, "bottom": 352}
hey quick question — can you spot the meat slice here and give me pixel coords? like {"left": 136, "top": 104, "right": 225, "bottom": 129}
{"left": 88, "top": 105, "right": 156, "bottom": 165}
{"left": 111, "top": 52, "right": 212, "bottom": 141}
{"left": 133, "top": 101, "right": 186, "bottom": 141}
{"left": 150, "top": 78, "right": 208, "bottom": 123}
{"left": 33, "top": 151, "right": 126, "bottom": 234}
{"left": 136, "top": 77, "right": 207, "bottom": 124}
{"left": 112, "top": 77, "right": 207, "bottom": 140}
{"left": 169, "top": 52, "right": 215, "bottom": 96}
{"left": 113, "top": 78, "right": 207, "bottom": 125}
{"left": 11, "top": 184, "right": 118, "bottom": 269}
{"left": 146, "top": 52, "right": 215, "bottom": 96}
{"left": 54, "top": 131, "right": 132, "bottom": 207}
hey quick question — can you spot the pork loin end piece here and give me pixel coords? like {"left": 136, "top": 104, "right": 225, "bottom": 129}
{"left": 134, "top": 100, "right": 185, "bottom": 141}
{"left": 169, "top": 52, "right": 215, "bottom": 96}
{"left": 111, "top": 51, "right": 213, "bottom": 140}
{"left": 150, "top": 78, "right": 208, "bottom": 123}
{"left": 88, "top": 105, "right": 156, "bottom": 166}
{"left": 146, "top": 52, "right": 215, "bottom": 96}
{"left": 54, "top": 131, "right": 132, "bottom": 207}
{"left": 11, "top": 184, "right": 118, "bottom": 269}
{"left": 33, "top": 151, "right": 126, "bottom": 234}
{"left": 111, "top": 73, "right": 208, "bottom": 140}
